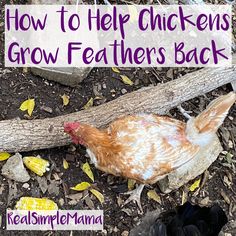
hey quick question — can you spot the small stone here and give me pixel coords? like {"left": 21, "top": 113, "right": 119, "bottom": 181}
{"left": 55, "top": 107, "right": 61, "bottom": 113}
{"left": 1, "top": 153, "right": 30, "bottom": 183}
{"left": 113, "top": 226, "right": 119, "bottom": 233}
{"left": 121, "top": 231, "right": 129, "bottom": 236}
{"left": 101, "top": 229, "right": 107, "bottom": 235}
{"left": 93, "top": 84, "right": 102, "bottom": 96}
{"left": 41, "top": 105, "right": 53, "bottom": 113}
{"left": 121, "top": 88, "right": 127, "bottom": 94}
{"left": 68, "top": 199, "right": 78, "bottom": 206}
{"left": 97, "top": 83, "right": 102, "bottom": 91}
{"left": 228, "top": 140, "right": 233, "bottom": 149}
{"left": 134, "top": 79, "right": 139, "bottom": 86}
{"left": 102, "top": 83, "right": 107, "bottom": 89}
{"left": 22, "top": 183, "right": 30, "bottom": 189}
{"left": 166, "top": 69, "right": 174, "bottom": 79}
{"left": 59, "top": 198, "right": 65, "bottom": 206}
{"left": 199, "top": 197, "right": 210, "bottom": 206}
{"left": 110, "top": 89, "right": 116, "bottom": 93}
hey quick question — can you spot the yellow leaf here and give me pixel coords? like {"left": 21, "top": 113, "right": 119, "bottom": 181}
{"left": 147, "top": 190, "right": 161, "bottom": 204}
{"left": 0, "top": 152, "right": 11, "bottom": 161}
{"left": 63, "top": 159, "right": 69, "bottom": 170}
{"left": 181, "top": 190, "right": 187, "bottom": 205}
{"left": 112, "top": 67, "right": 120, "bottom": 73}
{"left": 120, "top": 75, "right": 133, "bottom": 86}
{"left": 61, "top": 94, "right": 70, "bottom": 106}
{"left": 90, "top": 189, "right": 104, "bottom": 204}
{"left": 128, "top": 5, "right": 138, "bottom": 23}
{"left": 189, "top": 179, "right": 201, "bottom": 192}
{"left": 82, "top": 162, "right": 94, "bottom": 182}
{"left": 71, "top": 182, "right": 91, "bottom": 191}
{"left": 83, "top": 98, "right": 93, "bottom": 110}
{"left": 128, "top": 179, "right": 136, "bottom": 191}
{"left": 20, "top": 99, "right": 35, "bottom": 116}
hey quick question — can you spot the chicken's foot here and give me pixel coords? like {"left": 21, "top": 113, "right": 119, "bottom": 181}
{"left": 122, "top": 184, "right": 145, "bottom": 214}
{"left": 177, "top": 105, "right": 192, "bottom": 120}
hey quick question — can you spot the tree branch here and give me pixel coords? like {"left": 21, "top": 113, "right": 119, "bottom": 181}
{"left": 0, "top": 66, "right": 235, "bottom": 152}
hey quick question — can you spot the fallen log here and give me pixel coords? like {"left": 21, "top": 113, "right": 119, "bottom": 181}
{"left": 0, "top": 66, "right": 235, "bottom": 153}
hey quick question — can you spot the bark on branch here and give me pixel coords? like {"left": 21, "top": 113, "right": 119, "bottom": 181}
{"left": 0, "top": 66, "right": 235, "bottom": 153}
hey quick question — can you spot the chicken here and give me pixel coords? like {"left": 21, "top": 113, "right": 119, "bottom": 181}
{"left": 64, "top": 92, "right": 236, "bottom": 211}
{"left": 129, "top": 201, "right": 228, "bottom": 236}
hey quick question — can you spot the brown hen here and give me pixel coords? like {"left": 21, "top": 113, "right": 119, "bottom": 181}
{"left": 64, "top": 92, "right": 236, "bottom": 211}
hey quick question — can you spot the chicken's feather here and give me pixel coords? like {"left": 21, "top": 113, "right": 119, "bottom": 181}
{"left": 86, "top": 114, "right": 199, "bottom": 184}
{"left": 186, "top": 92, "right": 236, "bottom": 146}
{"left": 130, "top": 202, "right": 228, "bottom": 236}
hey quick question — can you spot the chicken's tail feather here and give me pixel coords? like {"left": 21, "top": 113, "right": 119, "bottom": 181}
{"left": 185, "top": 92, "right": 236, "bottom": 146}
{"left": 194, "top": 92, "right": 236, "bottom": 134}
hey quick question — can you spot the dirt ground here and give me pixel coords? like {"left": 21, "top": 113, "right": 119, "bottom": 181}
{"left": 0, "top": 0, "right": 236, "bottom": 235}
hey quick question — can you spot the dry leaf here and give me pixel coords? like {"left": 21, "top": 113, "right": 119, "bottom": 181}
{"left": 36, "top": 176, "right": 48, "bottom": 194}
{"left": 189, "top": 179, "right": 201, "bottom": 192}
{"left": 223, "top": 175, "right": 231, "bottom": 188}
{"left": 48, "top": 180, "right": 60, "bottom": 196}
{"left": 221, "top": 189, "right": 231, "bottom": 205}
{"left": 120, "top": 75, "right": 133, "bottom": 86}
{"left": 117, "top": 195, "right": 123, "bottom": 207}
{"left": 90, "top": 189, "right": 104, "bottom": 204}
{"left": 128, "top": 179, "right": 136, "bottom": 191}
{"left": 63, "top": 159, "right": 69, "bottom": 170}
{"left": 61, "top": 94, "right": 70, "bottom": 106}
{"left": 71, "top": 182, "right": 91, "bottom": 191}
{"left": 19, "top": 99, "right": 35, "bottom": 116}
{"left": 112, "top": 67, "right": 120, "bottom": 73}
{"left": 66, "top": 193, "right": 83, "bottom": 201}
{"left": 0, "top": 152, "right": 11, "bottom": 161}
{"left": 84, "top": 195, "right": 95, "bottom": 209}
{"left": 0, "top": 184, "right": 5, "bottom": 194}
{"left": 225, "top": 152, "right": 233, "bottom": 164}
{"left": 82, "top": 162, "right": 94, "bottom": 182}
{"left": 147, "top": 190, "right": 161, "bottom": 204}
{"left": 83, "top": 98, "right": 93, "bottom": 110}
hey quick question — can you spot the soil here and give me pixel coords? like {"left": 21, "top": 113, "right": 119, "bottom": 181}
{"left": 0, "top": 0, "right": 236, "bottom": 235}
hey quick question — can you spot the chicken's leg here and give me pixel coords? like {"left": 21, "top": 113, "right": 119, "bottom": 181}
{"left": 122, "top": 184, "right": 145, "bottom": 213}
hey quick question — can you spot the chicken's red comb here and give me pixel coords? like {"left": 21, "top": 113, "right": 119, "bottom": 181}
{"left": 64, "top": 122, "right": 80, "bottom": 133}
